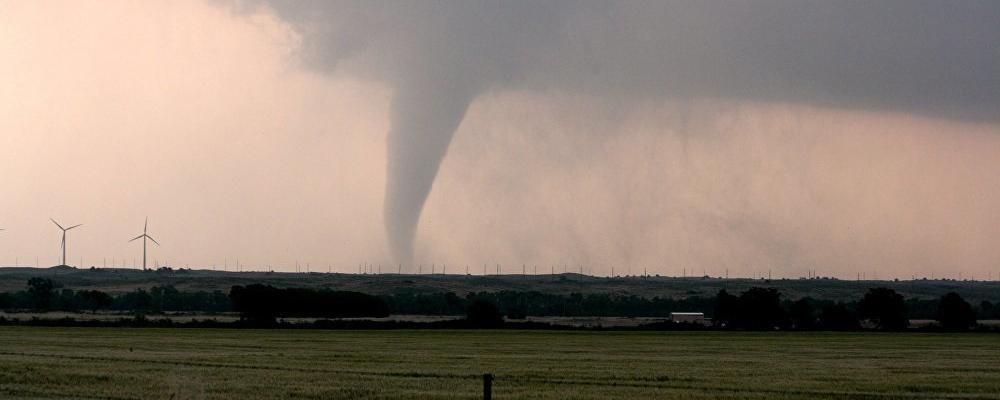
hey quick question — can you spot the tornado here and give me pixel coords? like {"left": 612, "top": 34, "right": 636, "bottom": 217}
{"left": 384, "top": 73, "right": 476, "bottom": 264}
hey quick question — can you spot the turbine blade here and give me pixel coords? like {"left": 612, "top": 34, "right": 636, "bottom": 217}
{"left": 144, "top": 217, "right": 148, "bottom": 233}
{"left": 129, "top": 234, "right": 144, "bottom": 242}
{"left": 147, "top": 235, "right": 160, "bottom": 246}
{"left": 66, "top": 224, "right": 82, "bottom": 230}
{"left": 50, "top": 218, "right": 64, "bottom": 230}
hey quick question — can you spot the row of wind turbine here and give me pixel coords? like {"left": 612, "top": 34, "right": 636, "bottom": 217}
{"left": 38, "top": 218, "right": 157, "bottom": 269}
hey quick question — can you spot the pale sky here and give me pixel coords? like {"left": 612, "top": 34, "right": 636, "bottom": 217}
{"left": 1, "top": 1, "right": 999, "bottom": 279}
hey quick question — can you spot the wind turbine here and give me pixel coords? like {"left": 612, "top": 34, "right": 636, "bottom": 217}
{"left": 129, "top": 217, "right": 159, "bottom": 270}
{"left": 50, "top": 218, "right": 82, "bottom": 266}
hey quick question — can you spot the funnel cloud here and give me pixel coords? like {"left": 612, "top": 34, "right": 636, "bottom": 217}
{"left": 385, "top": 75, "right": 475, "bottom": 262}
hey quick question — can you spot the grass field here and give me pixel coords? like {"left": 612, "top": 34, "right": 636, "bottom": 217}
{"left": 1, "top": 327, "right": 999, "bottom": 399}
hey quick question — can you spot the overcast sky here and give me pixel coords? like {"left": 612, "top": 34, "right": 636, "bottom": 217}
{"left": 1, "top": 0, "right": 998, "bottom": 279}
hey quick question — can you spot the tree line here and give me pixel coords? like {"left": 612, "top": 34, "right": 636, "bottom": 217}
{"left": 0, "top": 278, "right": 230, "bottom": 313}
{"left": 1, "top": 278, "right": 997, "bottom": 331}
{"left": 713, "top": 287, "right": 982, "bottom": 331}
{"left": 229, "top": 284, "right": 389, "bottom": 322}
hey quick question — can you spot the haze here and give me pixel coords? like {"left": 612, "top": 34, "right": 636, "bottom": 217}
{"left": 1, "top": 0, "right": 998, "bottom": 279}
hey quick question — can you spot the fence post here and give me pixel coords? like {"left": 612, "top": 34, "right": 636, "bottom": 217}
{"left": 483, "top": 373, "right": 494, "bottom": 400}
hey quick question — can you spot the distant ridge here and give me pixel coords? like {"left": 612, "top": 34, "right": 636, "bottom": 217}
{"left": 0, "top": 266, "right": 997, "bottom": 303}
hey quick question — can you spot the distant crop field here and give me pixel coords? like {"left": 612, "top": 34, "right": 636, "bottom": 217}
{"left": 1, "top": 328, "right": 998, "bottom": 399}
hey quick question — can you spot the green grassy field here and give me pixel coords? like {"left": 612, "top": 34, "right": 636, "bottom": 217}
{"left": 1, "top": 327, "right": 998, "bottom": 399}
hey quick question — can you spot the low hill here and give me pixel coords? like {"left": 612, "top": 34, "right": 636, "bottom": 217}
{"left": 1, "top": 266, "right": 997, "bottom": 302}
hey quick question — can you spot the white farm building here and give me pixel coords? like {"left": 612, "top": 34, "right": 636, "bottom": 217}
{"left": 670, "top": 312, "right": 708, "bottom": 325}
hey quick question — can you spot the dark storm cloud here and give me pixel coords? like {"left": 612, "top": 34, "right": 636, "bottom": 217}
{"left": 268, "top": 0, "right": 1000, "bottom": 118}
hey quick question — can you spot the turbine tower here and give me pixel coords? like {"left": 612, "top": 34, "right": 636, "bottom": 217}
{"left": 129, "top": 217, "right": 160, "bottom": 270}
{"left": 50, "top": 218, "right": 82, "bottom": 266}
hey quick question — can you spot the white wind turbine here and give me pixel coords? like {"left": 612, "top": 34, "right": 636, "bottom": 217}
{"left": 50, "top": 218, "right": 82, "bottom": 266}
{"left": 129, "top": 217, "right": 160, "bottom": 270}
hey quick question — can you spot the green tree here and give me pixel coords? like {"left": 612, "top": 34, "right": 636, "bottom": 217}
{"left": 712, "top": 290, "right": 739, "bottom": 328}
{"left": 79, "top": 290, "right": 113, "bottom": 313}
{"left": 935, "top": 292, "right": 976, "bottom": 331}
{"left": 789, "top": 298, "right": 816, "bottom": 330}
{"left": 737, "top": 287, "right": 787, "bottom": 330}
{"left": 26, "top": 278, "right": 57, "bottom": 310}
{"left": 466, "top": 300, "right": 503, "bottom": 328}
{"left": 858, "top": 288, "right": 908, "bottom": 330}
{"left": 818, "top": 304, "right": 859, "bottom": 331}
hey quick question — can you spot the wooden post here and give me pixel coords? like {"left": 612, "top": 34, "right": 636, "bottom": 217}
{"left": 483, "top": 373, "right": 493, "bottom": 400}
